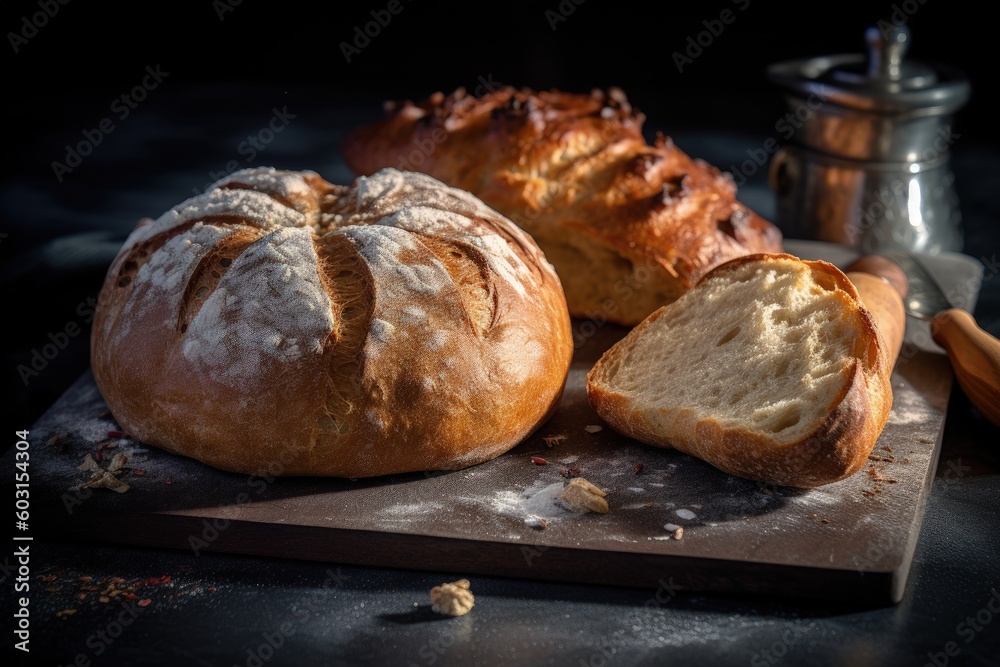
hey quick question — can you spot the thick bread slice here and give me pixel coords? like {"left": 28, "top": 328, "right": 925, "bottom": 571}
{"left": 586, "top": 253, "right": 893, "bottom": 488}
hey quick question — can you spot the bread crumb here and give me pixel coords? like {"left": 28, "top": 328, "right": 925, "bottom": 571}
{"left": 430, "top": 579, "right": 474, "bottom": 616}
{"left": 584, "top": 425, "right": 603, "bottom": 433}
{"left": 73, "top": 453, "right": 131, "bottom": 494}
{"left": 542, "top": 435, "right": 567, "bottom": 447}
{"left": 525, "top": 516, "right": 547, "bottom": 530}
{"left": 662, "top": 523, "right": 684, "bottom": 538}
{"left": 866, "top": 465, "right": 899, "bottom": 484}
{"left": 557, "top": 478, "right": 609, "bottom": 513}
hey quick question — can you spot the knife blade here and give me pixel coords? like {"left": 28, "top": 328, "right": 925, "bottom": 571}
{"left": 846, "top": 254, "right": 1000, "bottom": 428}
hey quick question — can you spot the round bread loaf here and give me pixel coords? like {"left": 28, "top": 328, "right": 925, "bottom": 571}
{"left": 91, "top": 167, "right": 573, "bottom": 477}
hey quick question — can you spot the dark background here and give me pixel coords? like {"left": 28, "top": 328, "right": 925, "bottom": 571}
{"left": 3, "top": 0, "right": 997, "bottom": 430}
{"left": 4, "top": 0, "right": 995, "bottom": 138}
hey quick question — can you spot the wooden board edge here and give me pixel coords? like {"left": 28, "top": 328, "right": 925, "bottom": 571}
{"left": 34, "top": 511, "right": 904, "bottom": 608}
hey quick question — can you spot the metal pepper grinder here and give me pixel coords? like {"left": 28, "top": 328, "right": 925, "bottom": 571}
{"left": 767, "top": 25, "right": 971, "bottom": 254}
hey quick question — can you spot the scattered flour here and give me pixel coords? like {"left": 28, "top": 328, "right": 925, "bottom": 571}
{"left": 488, "top": 479, "right": 585, "bottom": 527}
{"left": 787, "top": 487, "right": 841, "bottom": 507}
{"left": 376, "top": 501, "right": 446, "bottom": 521}
{"left": 523, "top": 481, "right": 574, "bottom": 519}
{"left": 888, "top": 388, "right": 937, "bottom": 425}
{"left": 489, "top": 489, "right": 523, "bottom": 517}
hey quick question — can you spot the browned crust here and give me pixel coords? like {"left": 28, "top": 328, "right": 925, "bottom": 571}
{"left": 342, "top": 87, "right": 783, "bottom": 325}
{"left": 92, "top": 169, "right": 573, "bottom": 478}
{"left": 586, "top": 253, "right": 893, "bottom": 488}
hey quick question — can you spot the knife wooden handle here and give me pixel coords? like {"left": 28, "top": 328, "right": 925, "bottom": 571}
{"left": 931, "top": 309, "right": 1000, "bottom": 428}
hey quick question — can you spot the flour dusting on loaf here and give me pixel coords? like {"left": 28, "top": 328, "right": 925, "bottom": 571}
{"left": 123, "top": 188, "right": 302, "bottom": 255}
{"left": 212, "top": 168, "right": 317, "bottom": 201}
{"left": 181, "top": 227, "right": 336, "bottom": 386}
{"left": 352, "top": 169, "right": 537, "bottom": 297}
{"left": 109, "top": 223, "right": 233, "bottom": 345}
{"left": 349, "top": 225, "right": 449, "bottom": 297}
{"left": 92, "top": 167, "right": 573, "bottom": 477}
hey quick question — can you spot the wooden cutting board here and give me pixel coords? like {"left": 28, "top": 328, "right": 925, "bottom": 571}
{"left": 19, "top": 241, "right": 983, "bottom": 606}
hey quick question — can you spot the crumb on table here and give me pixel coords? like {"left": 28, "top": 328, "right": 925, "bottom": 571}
{"left": 430, "top": 579, "right": 474, "bottom": 616}
{"left": 557, "top": 478, "right": 609, "bottom": 514}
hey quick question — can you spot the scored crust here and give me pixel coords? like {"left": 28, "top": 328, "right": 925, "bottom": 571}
{"left": 586, "top": 253, "right": 893, "bottom": 488}
{"left": 91, "top": 167, "right": 573, "bottom": 477}
{"left": 343, "top": 86, "right": 783, "bottom": 325}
